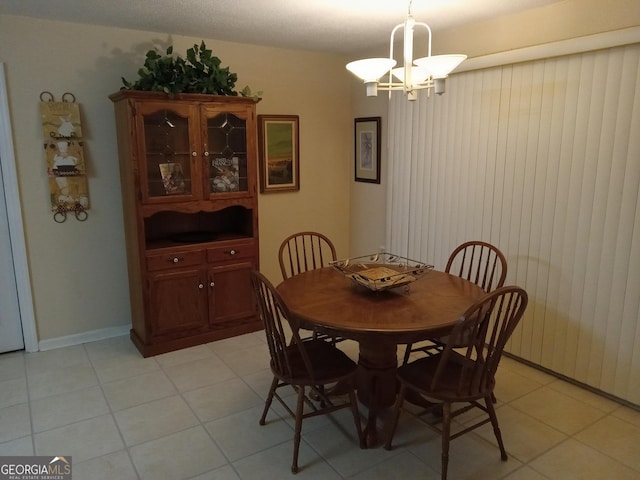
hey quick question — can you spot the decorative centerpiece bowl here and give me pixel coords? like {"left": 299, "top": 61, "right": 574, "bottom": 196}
{"left": 330, "top": 252, "right": 434, "bottom": 292}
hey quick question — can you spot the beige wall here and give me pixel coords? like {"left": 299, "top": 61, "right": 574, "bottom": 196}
{"left": 0, "top": 16, "right": 352, "bottom": 342}
{"left": 436, "top": 0, "right": 640, "bottom": 58}
{"left": 0, "top": 0, "right": 637, "bottom": 345}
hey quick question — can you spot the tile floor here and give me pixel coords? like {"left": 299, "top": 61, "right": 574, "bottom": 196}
{"left": 0, "top": 332, "right": 639, "bottom": 479}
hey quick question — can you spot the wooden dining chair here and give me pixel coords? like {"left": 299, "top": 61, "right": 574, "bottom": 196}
{"left": 250, "top": 270, "right": 365, "bottom": 474}
{"left": 402, "top": 240, "right": 507, "bottom": 364}
{"left": 278, "top": 231, "right": 337, "bottom": 280}
{"left": 385, "top": 286, "right": 528, "bottom": 480}
{"left": 278, "top": 231, "right": 343, "bottom": 344}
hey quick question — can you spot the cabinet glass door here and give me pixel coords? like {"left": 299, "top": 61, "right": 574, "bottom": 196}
{"left": 138, "top": 104, "right": 198, "bottom": 202}
{"left": 205, "top": 112, "right": 249, "bottom": 195}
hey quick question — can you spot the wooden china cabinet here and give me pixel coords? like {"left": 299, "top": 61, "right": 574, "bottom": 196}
{"left": 110, "top": 90, "right": 262, "bottom": 357}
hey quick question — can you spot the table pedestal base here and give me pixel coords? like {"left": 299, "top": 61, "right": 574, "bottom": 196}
{"left": 356, "top": 341, "right": 398, "bottom": 447}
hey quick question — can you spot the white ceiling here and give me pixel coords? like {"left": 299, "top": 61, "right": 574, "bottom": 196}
{"left": 0, "top": 0, "right": 563, "bottom": 56}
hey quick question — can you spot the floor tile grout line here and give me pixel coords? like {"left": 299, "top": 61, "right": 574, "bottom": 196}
{"left": 404, "top": 382, "right": 575, "bottom": 477}
{"left": 568, "top": 421, "right": 640, "bottom": 474}
{"left": 20, "top": 350, "right": 38, "bottom": 457}
{"left": 161, "top": 350, "right": 242, "bottom": 478}
{"left": 498, "top": 463, "right": 552, "bottom": 480}
{"left": 80, "top": 341, "right": 142, "bottom": 479}
{"left": 154, "top": 342, "right": 303, "bottom": 478}
{"left": 492, "top": 380, "right": 581, "bottom": 470}
{"left": 3, "top": 336, "right": 639, "bottom": 478}
{"left": 492, "top": 378, "right": 640, "bottom": 476}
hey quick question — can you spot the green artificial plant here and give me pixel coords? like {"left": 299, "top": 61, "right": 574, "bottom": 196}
{"left": 121, "top": 41, "right": 260, "bottom": 97}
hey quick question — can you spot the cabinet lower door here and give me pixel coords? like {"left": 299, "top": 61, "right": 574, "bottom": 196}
{"left": 149, "top": 268, "right": 209, "bottom": 338}
{"left": 209, "top": 261, "right": 256, "bottom": 326}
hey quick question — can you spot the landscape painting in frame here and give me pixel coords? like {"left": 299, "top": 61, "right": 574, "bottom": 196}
{"left": 258, "top": 115, "right": 300, "bottom": 193}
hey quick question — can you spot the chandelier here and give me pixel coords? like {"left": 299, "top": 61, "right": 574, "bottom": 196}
{"left": 346, "top": 3, "right": 466, "bottom": 101}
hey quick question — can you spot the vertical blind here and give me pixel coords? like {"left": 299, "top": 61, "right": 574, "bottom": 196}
{"left": 387, "top": 43, "right": 640, "bottom": 406}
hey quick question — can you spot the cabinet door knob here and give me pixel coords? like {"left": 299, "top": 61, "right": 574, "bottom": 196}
{"left": 191, "top": 151, "right": 197, "bottom": 157}
{"left": 229, "top": 250, "right": 236, "bottom": 255}
{"left": 198, "top": 283, "right": 204, "bottom": 289}
{"left": 209, "top": 281, "right": 215, "bottom": 287}
{"left": 172, "top": 257, "right": 180, "bottom": 263}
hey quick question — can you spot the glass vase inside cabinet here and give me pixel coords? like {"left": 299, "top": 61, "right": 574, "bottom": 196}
{"left": 205, "top": 111, "right": 250, "bottom": 195}
{"left": 137, "top": 103, "right": 200, "bottom": 202}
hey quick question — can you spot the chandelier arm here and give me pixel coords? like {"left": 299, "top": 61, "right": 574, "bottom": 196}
{"left": 378, "top": 81, "right": 434, "bottom": 91}
{"left": 414, "top": 22, "right": 433, "bottom": 58}
{"left": 389, "top": 23, "right": 404, "bottom": 98}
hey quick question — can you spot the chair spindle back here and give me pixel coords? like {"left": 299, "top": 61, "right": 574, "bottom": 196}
{"left": 278, "top": 231, "right": 337, "bottom": 280}
{"left": 445, "top": 241, "right": 507, "bottom": 293}
{"left": 431, "top": 286, "right": 528, "bottom": 398}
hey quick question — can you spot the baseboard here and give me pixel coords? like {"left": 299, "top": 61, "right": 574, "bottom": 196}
{"left": 38, "top": 325, "right": 131, "bottom": 351}
{"left": 504, "top": 351, "right": 640, "bottom": 411}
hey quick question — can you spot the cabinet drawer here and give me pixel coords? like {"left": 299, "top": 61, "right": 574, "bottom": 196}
{"left": 147, "top": 250, "right": 205, "bottom": 271}
{"left": 207, "top": 241, "right": 255, "bottom": 263}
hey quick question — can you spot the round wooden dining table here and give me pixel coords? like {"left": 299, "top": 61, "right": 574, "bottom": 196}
{"left": 276, "top": 265, "right": 484, "bottom": 447}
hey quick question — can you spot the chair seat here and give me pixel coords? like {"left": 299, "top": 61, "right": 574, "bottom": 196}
{"left": 398, "top": 352, "right": 494, "bottom": 402}
{"left": 277, "top": 339, "right": 357, "bottom": 384}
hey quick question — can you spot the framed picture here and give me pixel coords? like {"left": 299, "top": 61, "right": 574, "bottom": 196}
{"left": 354, "top": 117, "right": 381, "bottom": 184}
{"left": 258, "top": 114, "right": 300, "bottom": 193}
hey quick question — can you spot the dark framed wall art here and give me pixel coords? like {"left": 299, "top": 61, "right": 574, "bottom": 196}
{"left": 258, "top": 114, "right": 300, "bottom": 193}
{"left": 354, "top": 117, "right": 381, "bottom": 184}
